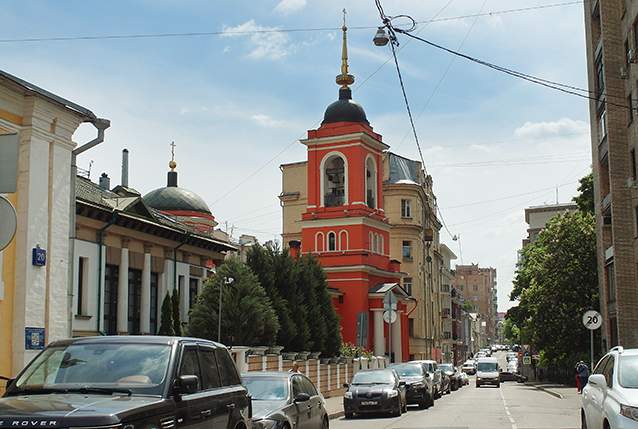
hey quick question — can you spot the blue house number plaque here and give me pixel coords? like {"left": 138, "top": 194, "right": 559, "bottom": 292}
{"left": 32, "top": 247, "right": 46, "bottom": 266}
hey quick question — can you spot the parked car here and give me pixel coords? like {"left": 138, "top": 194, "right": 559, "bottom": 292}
{"left": 462, "top": 360, "right": 477, "bottom": 375}
{"left": 409, "top": 360, "right": 443, "bottom": 398}
{"left": 0, "top": 336, "right": 251, "bottom": 429}
{"left": 506, "top": 352, "right": 518, "bottom": 362}
{"left": 581, "top": 346, "right": 638, "bottom": 429}
{"left": 242, "top": 371, "right": 328, "bottom": 429}
{"left": 343, "top": 369, "right": 407, "bottom": 418}
{"left": 476, "top": 357, "right": 501, "bottom": 388}
{"left": 389, "top": 363, "right": 435, "bottom": 408}
{"left": 439, "top": 363, "right": 462, "bottom": 391}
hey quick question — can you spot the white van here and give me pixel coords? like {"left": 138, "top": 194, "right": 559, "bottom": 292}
{"left": 476, "top": 357, "right": 500, "bottom": 388}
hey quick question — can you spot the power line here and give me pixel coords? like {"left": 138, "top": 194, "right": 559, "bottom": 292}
{"left": 431, "top": 157, "right": 588, "bottom": 168}
{"left": 0, "top": 1, "right": 585, "bottom": 44}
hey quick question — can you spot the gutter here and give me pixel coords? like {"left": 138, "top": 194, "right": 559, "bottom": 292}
{"left": 67, "top": 118, "right": 110, "bottom": 337}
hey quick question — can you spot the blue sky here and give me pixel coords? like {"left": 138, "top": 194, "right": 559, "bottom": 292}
{"left": 1, "top": 0, "right": 592, "bottom": 311}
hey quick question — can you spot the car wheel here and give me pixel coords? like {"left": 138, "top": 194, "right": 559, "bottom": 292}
{"left": 391, "top": 399, "right": 402, "bottom": 417}
{"left": 429, "top": 393, "right": 435, "bottom": 407}
{"left": 419, "top": 396, "right": 428, "bottom": 409}
{"left": 476, "top": 382, "right": 480, "bottom": 388}
{"left": 496, "top": 382, "right": 501, "bottom": 388}
{"left": 581, "top": 411, "right": 587, "bottom": 429}
{"left": 402, "top": 400, "right": 408, "bottom": 413}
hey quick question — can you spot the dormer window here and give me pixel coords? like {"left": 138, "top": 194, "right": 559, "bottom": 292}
{"left": 322, "top": 153, "right": 347, "bottom": 207}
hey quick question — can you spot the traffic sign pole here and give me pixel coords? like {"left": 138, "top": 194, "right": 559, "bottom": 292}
{"left": 582, "top": 310, "right": 602, "bottom": 371}
{"left": 591, "top": 329, "right": 594, "bottom": 371}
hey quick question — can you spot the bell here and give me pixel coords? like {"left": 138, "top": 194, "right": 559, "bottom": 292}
{"left": 373, "top": 27, "right": 390, "bottom": 47}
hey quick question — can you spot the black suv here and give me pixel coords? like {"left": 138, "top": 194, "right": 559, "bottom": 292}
{"left": 0, "top": 336, "right": 251, "bottom": 429}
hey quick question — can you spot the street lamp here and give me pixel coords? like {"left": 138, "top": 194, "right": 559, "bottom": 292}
{"left": 218, "top": 276, "right": 235, "bottom": 343}
{"left": 373, "top": 26, "right": 390, "bottom": 46}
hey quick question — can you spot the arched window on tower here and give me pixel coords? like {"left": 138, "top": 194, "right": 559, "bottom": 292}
{"left": 339, "top": 230, "right": 348, "bottom": 251}
{"left": 372, "top": 233, "right": 378, "bottom": 254}
{"left": 328, "top": 232, "right": 337, "bottom": 251}
{"left": 365, "top": 156, "right": 377, "bottom": 209}
{"left": 323, "top": 154, "right": 346, "bottom": 207}
{"left": 315, "top": 232, "right": 325, "bottom": 252}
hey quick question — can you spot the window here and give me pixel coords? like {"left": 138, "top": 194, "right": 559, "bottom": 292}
{"left": 128, "top": 268, "right": 142, "bottom": 335}
{"left": 189, "top": 278, "right": 199, "bottom": 309}
{"left": 150, "top": 273, "right": 159, "bottom": 334}
{"left": 442, "top": 284, "right": 450, "bottom": 293}
{"left": 77, "top": 257, "right": 87, "bottom": 315}
{"left": 179, "top": 347, "right": 201, "bottom": 391}
{"left": 626, "top": 38, "right": 632, "bottom": 65}
{"left": 632, "top": 149, "right": 637, "bottom": 181}
{"left": 323, "top": 154, "right": 346, "bottom": 207}
{"left": 339, "top": 230, "right": 348, "bottom": 250}
{"left": 402, "top": 241, "right": 412, "bottom": 260}
{"left": 365, "top": 156, "right": 377, "bottom": 209}
{"left": 103, "top": 264, "right": 119, "bottom": 335}
{"left": 595, "top": 50, "right": 605, "bottom": 97}
{"left": 379, "top": 235, "right": 384, "bottom": 254}
{"left": 373, "top": 233, "right": 378, "bottom": 254}
{"left": 215, "top": 348, "right": 240, "bottom": 386}
{"left": 315, "top": 232, "right": 324, "bottom": 252}
{"left": 629, "top": 94, "right": 634, "bottom": 125}
{"left": 606, "top": 263, "right": 616, "bottom": 303}
{"left": 327, "top": 232, "right": 336, "bottom": 251}
{"left": 300, "top": 376, "right": 318, "bottom": 396}
{"left": 473, "top": 285, "right": 478, "bottom": 292}
{"left": 599, "top": 109, "right": 608, "bottom": 141}
{"left": 401, "top": 199, "right": 412, "bottom": 218}
{"left": 292, "top": 375, "right": 304, "bottom": 397}
{"left": 408, "top": 318, "right": 414, "bottom": 337}
{"left": 199, "top": 347, "right": 221, "bottom": 390}
{"left": 603, "top": 356, "right": 615, "bottom": 388}
{"left": 403, "top": 277, "right": 412, "bottom": 295}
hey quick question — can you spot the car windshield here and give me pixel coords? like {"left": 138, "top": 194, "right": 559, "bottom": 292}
{"left": 477, "top": 362, "right": 498, "bottom": 372}
{"left": 351, "top": 371, "right": 395, "bottom": 385}
{"left": 439, "top": 364, "right": 454, "bottom": 372}
{"left": 11, "top": 343, "right": 171, "bottom": 396}
{"left": 243, "top": 377, "right": 289, "bottom": 400}
{"left": 619, "top": 355, "right": 638, "bottom": 388}
{"left": 390, "top": 364, "right": 422, "bottom": 377}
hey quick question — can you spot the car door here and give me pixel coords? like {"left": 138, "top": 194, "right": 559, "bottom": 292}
{"left": 291, "top": 375, "right": 312, "bottom": 429}
{"left": 214, "top": 347, "right": 249, "bottom": 428}
{"left": 197, "top": 346, "right": 228, "bottom": 429}
{"left": 174, "top": 345, "right": 210, "bottom": 429}
{"left": 584, "top": 356, "right": 610, "bottom": 429}
{"left": 300, "top": 375, "right": 323, "bottom": 428}
{"left": 601, "top": 355, "right": 616, "bottom": 428}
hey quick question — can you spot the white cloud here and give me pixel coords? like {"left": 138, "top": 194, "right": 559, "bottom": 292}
{"left": 274, "top": 0, "right": 306, "bottom": 15}
{"left": 469, "top": 144, "right": 494, "bottom": 153}
{"left": 251, "top": 113, "right": 284, "bottom": 128}
{"left": 221, "top": 20, "right": 291, "bottom": 60}
{"left": 514, "top": 118, "right": 589, "bottom": 139}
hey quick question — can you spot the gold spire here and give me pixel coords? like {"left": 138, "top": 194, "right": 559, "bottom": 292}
{"left": 336, "top": 8, "right": 355, "bottom": 88}
{"left": 169, "top": 141, "right": 177, "bottom": 171}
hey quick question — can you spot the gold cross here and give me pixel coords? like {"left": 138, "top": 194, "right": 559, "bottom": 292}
{"left": 170, "top": 141, "right": 176, "bottom": 161}
{"left": 342, "top": 8, "right": 347, "bottom": 28}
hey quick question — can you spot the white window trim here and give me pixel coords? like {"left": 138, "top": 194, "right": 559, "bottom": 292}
{"left": 339, "top": 230, "right": 349, "bottom": 251}
{"left": 315, "top": 232, "right": 325, "bottom": 252}
{"left": 320, "top": 151, "right": 349, "bottom": 207}
{"left": 327, "top": 231, "right": 337, "bottom": 252}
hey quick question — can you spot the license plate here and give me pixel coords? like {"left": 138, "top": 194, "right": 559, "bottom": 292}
{"left": 360, "top": 401, "right": 378, "bottom": 405}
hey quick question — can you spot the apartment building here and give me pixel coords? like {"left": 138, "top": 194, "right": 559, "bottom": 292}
{"left": 452, "top": 264, "right": 497, "bottom": 343}
{"left": 584, "top": 0, "right": 638, "bottom": 348}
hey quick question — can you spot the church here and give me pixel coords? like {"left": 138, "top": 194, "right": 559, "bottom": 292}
{"left": 280, "top": 20, "right": 420, "bottom": 362}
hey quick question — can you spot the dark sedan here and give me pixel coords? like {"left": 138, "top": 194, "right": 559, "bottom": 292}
{"left": 389, "top": 363, "right": 434, "bottom": 409}
{"left": 242, "top": 372, "right": 328, "bottom": 429}
{"left": 343, "top": 369, "right": 407, "bottom": 418}
{"left": 439, "top": 363, "right": 462, "bottom": 391}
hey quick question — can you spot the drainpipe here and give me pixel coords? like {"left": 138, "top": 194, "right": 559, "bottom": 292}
{"left": 67, "top": 118, "right": 111, "bottom": 337}
{"left": 173, "top": 234, "right": 189, "bottom": 325}
{"left": 96, "top": 213, "right": 118, "bottom": 335}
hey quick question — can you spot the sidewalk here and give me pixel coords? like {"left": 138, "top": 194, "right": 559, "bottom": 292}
{"left": 527, "top": 381, "right": 580, "bottom": 400}
{"left": 323, "top": 395, "right": 344, "bottom": 420}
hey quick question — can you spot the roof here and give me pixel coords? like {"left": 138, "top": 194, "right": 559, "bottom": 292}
{"left": 386, "top": 152, "right": 422, "bottom": 184}
{"left": 322, "top": 87, "right": 369, "bottom": 125}
{"left": 369, "top": 282, "right": 411, "bottom": 297}
{"left": 241, "top": 371, "right": 300, "bottom": 378}
{"left": 49, "top": 335, "right": 225, "bottom": 348}
{"left": 143, "top": 186, "right": 212, "bottom": 214}
{"left": 0, "top": 69, "right": 97, "bottom": 121}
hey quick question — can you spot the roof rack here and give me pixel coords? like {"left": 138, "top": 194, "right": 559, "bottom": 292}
{"left": 611, "top": 346, "right": 624, "bottom": 353}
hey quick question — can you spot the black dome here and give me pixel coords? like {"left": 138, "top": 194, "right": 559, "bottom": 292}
{"left": 143, "top": 187, "right": 211, "bottom": 214}
{"left": 322, "top": 88, "right": 369, "bottom": 125}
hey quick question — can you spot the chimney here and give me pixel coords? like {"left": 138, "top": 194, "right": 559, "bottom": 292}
{"left": 99, "top": 173, "right": 110, "bottom": 190}
{"left": 121, "top": 148, "right": 129, "bottom": 187}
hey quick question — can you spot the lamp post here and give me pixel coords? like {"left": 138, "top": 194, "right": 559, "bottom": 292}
{"left": 218, "top": 276, "right": 235, "bottom": 343}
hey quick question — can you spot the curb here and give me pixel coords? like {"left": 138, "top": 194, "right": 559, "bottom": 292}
{"left": 328, "top": 411, "right": 344, "bottom": 420}
{"left": 531, "top": 384, "right": 564, "bottom": 399}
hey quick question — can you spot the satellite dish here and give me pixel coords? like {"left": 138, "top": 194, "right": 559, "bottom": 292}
{"left": 0, "top": 196, "right": 17, "bottom": 251}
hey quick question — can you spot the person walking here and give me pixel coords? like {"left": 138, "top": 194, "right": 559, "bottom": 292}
{"left": 575, "top": 361, "right": 589, "bottom": 393}
{"left": 289, "top": 362, "right": 301, "bottom": 373}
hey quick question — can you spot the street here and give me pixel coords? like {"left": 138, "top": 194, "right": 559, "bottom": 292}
{"left": 331, "top": 353, "right": 581, "bottom": 429}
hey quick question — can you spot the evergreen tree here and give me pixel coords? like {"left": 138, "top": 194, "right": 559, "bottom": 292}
{"left": 275, "top": 249, "right": 310, "bottom": 351}
{"left": 158, "top": 292, "right": 175, "bottom": 336}
{"left": 296, "top": 255, "right": 326, "bottom": 352}
{"left": 172, "top": 289, "right": 182, "bottom": 336}
{"left": 187, "top": 257, "right": 279, "bottom": 346}
{"left": 307, "top": 255, "right": 341, "bottom": 356}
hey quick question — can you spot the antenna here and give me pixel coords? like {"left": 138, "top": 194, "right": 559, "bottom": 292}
{"left": 87, "top": 160, "right": 94, "bottom": 179}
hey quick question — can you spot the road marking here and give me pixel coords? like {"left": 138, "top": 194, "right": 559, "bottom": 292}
{"left": 500, "top": 385, "right": 517, "bottom": 429}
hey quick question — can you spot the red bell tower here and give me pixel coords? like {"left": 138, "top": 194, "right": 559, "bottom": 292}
{"left": 298, "top": 13, "right": 410, "bottom": 362}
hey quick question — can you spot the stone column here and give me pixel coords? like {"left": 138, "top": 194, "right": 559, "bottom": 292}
{"left": 140, "top": 246, "right": 152, "bottom": 334}
{"left": 117, "top": 241, "right": 129, "bottom": 334}
{"left": 373, "top": 309, "right": 385, "bottom": 357}
{"left": 392, "top": 312, "right": 402, "bottom": 363}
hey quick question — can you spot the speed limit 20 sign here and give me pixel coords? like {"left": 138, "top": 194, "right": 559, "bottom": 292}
{"left": 582, "top": 310, "right": 602, "bottom": 330}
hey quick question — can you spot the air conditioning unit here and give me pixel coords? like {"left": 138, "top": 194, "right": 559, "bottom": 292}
{"left": 621, "top": 66, "right": 629, "bottom": 79}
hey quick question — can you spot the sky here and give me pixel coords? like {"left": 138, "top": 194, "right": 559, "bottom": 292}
{"left": 1, "top": 0, "right": 592, "bottom": 312}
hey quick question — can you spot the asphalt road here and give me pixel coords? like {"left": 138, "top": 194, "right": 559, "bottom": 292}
{"left": 331, "top": 352, "right": 581, "bottom": 429}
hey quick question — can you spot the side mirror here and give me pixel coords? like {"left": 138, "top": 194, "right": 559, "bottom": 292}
{"left": 342, "top": 383, "right": 349, "bottom": 389}
{"left": 294, "top": 392, "right": 311, "bottom": 403}
{"left": 588, "top": 374, "right": 606, "bottom": 387}
{"left": 174, "top": 375, "right": 199, "bottom": 396}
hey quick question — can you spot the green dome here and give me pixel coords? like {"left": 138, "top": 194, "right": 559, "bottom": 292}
{"left": 143, "top": 186, "right": 211, "bottom": 214}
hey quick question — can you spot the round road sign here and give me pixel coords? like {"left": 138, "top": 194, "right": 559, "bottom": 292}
{"left": 0, "top": 196, "right": 17, "bottom": 251}
{"left": 582, "top": 310, "right": 602, "bottom": 330}
{"left": 383, "top": 310, "right": 397, "bottom": 324}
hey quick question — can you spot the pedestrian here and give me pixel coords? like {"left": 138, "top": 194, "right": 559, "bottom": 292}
{"left": 289, "top": 362, "right": 301, "bottom": 373}
{"left": 575, "top": 361, "right": 589, "bottom": 393}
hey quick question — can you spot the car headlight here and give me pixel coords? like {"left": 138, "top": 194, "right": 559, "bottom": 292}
{"left": 253, "top": 419, "right": 280, "bottom": 429}
{"left": 476, "top": 377, "right": 482, "bottom": 381}
{"left": 621, "top": 405, "right": 638, "bottom": 422}
{"left": 344, "top": 391, "right": 353, "bottom": 399}
{"left": 386, "top": 390, "right": 398, "bottom": 398}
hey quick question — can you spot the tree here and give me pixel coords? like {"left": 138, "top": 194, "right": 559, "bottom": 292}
{"left": 573, "top": 172, "right": 594, "bottom": 214}
{"left": 158, "top": 292, "right": 174, "bottom": 336}
{"left": 188, "top": 257, "right": 279, "bottom": 346}
{"left": 501, "top": 318, "right": 520, "bottom": 344}
{"left": 172, "top": 289, "right": 182, "bottom": 336}
{"left": 305, "top": 255, "right": 341, "bottom": 357}
{"left": 509, "top": 210, "right": 598, "bottom": 368}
